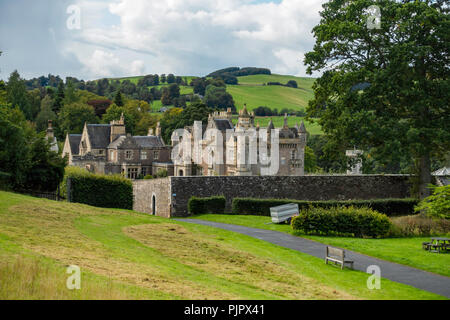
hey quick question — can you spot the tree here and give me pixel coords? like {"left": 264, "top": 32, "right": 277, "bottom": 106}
{"left": 59, "top": 102, "right": 99, "bottom": 136}
{"left": 0, "top": 104, "right": 65, "bottom": 191}
{"left": 304, "top": 0, "right": 450, "bottom": 199}
{"left": 24, "top": 134, "right": 67, "bottom": 192}
{"left": 64, "top": 79, "right": 78, "bottom": 105}
{"left": 36, "top": 95, "right": 57, "bottom": 133}
{"left": 27, "top": 88, "right": 42, "bottom": 121}
{"left": 161, "top": 88, "right": 172, "bottom": 106}
{"left": 160, "top": 102, "right": 210, "bottom": 143}
{"left": 160, "top": 74, "right": 166, "bottom": 84}
{"left": 135, "top": 113, "right": 160, "bottom": 136}
{"left": 204, "top": 84, "right": 235, "bottom": 111}
{"left": 286, "top": 80, "right": 298, "bottom": 88}
{"left": 102, "top": 103, "right": 138, "bottom": 135}
{"left": 168, "top": 83, "right": 180, "bottom": 99}
{"left": 6, "top": 70, "right": 32, "bottom": 120}
{"left": 114, "top": 90, "right": 124, "bottom": 107}
{"left": 167, "top": 74, "right": 175, "bottom": 84}
{"left": 0, "top": 106, "right": 30, "bottom": 187}
{"left": 53, "top": 81, "right": 65, "bottom": 113}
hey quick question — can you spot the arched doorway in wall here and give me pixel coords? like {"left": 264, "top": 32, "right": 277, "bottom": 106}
{"left": 152, "top": 194, "right": 156, "bottom": 216}
{"left": 179, "top": 169, "right": 184, "bottom": 176}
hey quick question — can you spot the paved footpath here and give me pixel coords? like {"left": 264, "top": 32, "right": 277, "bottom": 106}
{"left": 176, "top": 219, "right": 450, "bottom": 298}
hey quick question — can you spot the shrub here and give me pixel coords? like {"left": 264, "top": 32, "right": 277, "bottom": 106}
{"left": 389, "top": 215, "right": 450, "bottom": 237}
{"left": 143, "top": 175, "right": 154, "bottom": 180}
{"left": 231, "top": 198, "right": 417, "bottom": 217}
{"left": 188, "top": 196, "right": 226, "bottom": 215}
{"left": 291, "top": 206, "right": 392, "bottom": 238}
{"left": 156, "top": 169, "right": 168, "bottom": 178}
{"left": 60, "top": 166, "right": 133, "bottom": 209}
{"left": 415, "top": 185, "right": 450, "bottom": 219}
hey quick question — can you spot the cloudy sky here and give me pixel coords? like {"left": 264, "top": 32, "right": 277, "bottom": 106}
{"left": 0, "top": 0, "right": 326, "bottom": 81}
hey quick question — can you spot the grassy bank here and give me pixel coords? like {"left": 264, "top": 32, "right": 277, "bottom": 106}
{"left": 192, "top": 214, "right": 450, "bottom": 278}
{"left": 0, "top": 192, "right": 443, "bottom": 299}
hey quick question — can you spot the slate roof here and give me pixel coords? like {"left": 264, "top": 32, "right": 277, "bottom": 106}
{"left": 133, "top": 136, "right": 166, "bottom": 148}
{"left": 214, "top": 119, "right": 233, "bottom": 131}
{"left": 87, "top": 124, "right": 111, "bottom": 149}
{"left": 107, "top": 135, "right": 126, "bottom": 149}
{"left": 68, "top": 134, "right": 82, "bottom": 155}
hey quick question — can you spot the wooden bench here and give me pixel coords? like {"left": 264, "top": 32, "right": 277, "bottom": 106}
{"left": 270, "top": 203, "right": 299, "bottom": 224}
{"left": 325, "top": 246, "right": 354, "bottom": 270}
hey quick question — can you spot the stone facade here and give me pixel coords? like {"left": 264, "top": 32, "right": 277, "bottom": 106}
{"left": 171, "top": 105, "right": 307, "bottom": 177}
{"left": 133, "top": 175, "right": 412, "bottom": 217}
{"left": 133, "top": 178, "right": 172, "bottom": 218}
{"left": 62, "top": 114, "right": 172, "bottom": 179}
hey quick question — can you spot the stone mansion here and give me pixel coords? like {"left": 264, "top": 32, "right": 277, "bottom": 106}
{"left": 62, "top": 114, "right": 173, "bottom": 179}
{"left": 63, "top": 106, "right": 308, "bottom": 178}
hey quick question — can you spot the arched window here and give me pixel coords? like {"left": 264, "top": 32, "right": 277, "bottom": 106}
{"left": 152, "top": 195, "right": 156, "bottom": 216}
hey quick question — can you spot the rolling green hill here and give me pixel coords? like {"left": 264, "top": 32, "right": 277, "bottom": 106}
{"left": 113, "top": 73, "right": 315, "bottom": 112}
{"left": 112, "top": 73, "right": 322, "bottom": 134}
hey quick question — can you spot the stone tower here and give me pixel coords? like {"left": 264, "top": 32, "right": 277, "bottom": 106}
{"left": 110, "top": 113, "right": 126, "bottom": 142}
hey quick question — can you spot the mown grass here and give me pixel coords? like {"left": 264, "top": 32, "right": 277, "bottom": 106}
{"left": 191, "top": 214, "right": 450, "bottom": 278}
{"left": 228, "top": 85, "right": 313, "bottom": 112}
{"left": 0, "top": 191, "right": 444, "bottom": 300}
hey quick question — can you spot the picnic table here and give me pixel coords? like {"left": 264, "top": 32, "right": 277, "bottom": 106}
{"left": 423, "top": 237, "right": 450, "bottom": 253}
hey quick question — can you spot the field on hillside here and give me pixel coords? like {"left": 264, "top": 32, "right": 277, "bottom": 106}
{"left": 0, "top": 192, "right": 443, "bottom": 300}
{"left": 231, "top": 116, "right": 323, "bottom": 135}
{"left": 115, "top": 73, "right": 316, "bottom": 114}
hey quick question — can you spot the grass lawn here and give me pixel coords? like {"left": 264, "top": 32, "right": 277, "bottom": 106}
{"left": 0, "top": 191, "right": 443, "bottom": 300}
{"left": 192, "top": 214, "right": 450, "bottom": 278}
{"left": 228, "top": 85, "right": 313, "bottom": 112}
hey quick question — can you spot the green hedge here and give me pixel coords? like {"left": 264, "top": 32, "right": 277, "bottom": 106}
{"left": 188, "top": 196, "right": 226, "bottom": 215}
{"left": 292, "top": 206, "right": 392, "bottom": 238}
{"left": 231, "top": 198, "right": 418, "bottom": 217}
{"left": 61, "top": 167, "right": 133, "bottom": 209}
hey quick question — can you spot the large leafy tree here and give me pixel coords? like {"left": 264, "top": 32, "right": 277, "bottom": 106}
{"left": 59, "top": 102, "right": 99, "bottom": 136}
{"left": 160, "top": 102, "right": 211, "bottom": 143}
{"left": 304, "top": 0, "right": 449, "bottom": 199}
{"left": 6, "top": 70, "right": 33, "bottom": 120}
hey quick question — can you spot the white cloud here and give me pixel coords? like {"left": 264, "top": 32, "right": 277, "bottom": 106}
{"left": 66, "top": 0, "right": 327, "bottom": 79}
{"left": 75, "top": 49, "right": 145, "bottom": 78}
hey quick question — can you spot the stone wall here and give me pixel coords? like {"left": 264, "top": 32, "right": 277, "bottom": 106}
{"left": 169, "top": 175, "right": 412, "bottom": 216}
{"left": 133, "top": 175, "right": 412, "bottom": 217}
{"left": 133, "top": 178, "right": 171, "bottom": 218}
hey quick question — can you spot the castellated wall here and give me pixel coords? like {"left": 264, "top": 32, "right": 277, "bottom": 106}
{"left": 133, "top": 175, "right": 412, "bottom": 218}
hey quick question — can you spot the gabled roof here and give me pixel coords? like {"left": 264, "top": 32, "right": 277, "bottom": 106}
{"left": 68, "top": 134, "right": 82, "bottom": 155}
{"left": 86, "top": 124, "right": 111, "bottom": 149}
{"left": 107, "top": 135, "right": 126, "bottom": 149}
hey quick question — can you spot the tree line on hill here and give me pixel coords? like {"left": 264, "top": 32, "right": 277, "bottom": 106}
{"left": 207, "top": 67, "right": 272, "bottom": 85}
